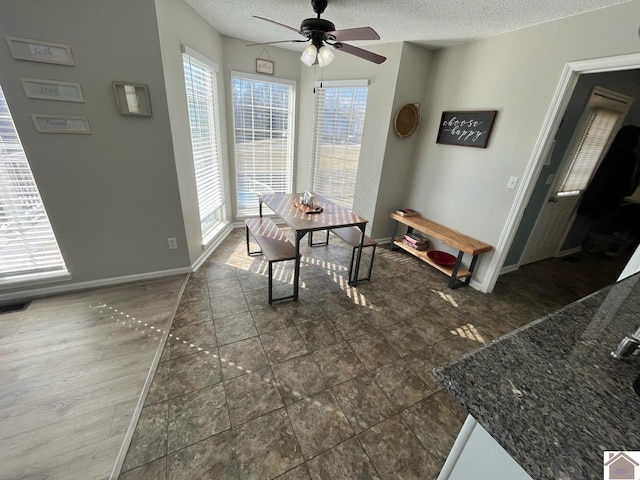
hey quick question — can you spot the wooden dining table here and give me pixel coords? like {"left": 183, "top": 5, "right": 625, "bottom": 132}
{"left": 258, "top": 193, "right": 369, "bottom": 301}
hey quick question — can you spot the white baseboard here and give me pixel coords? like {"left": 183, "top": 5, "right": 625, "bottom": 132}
{"left": 500, "top": 264, "right": 520, "bottom": 275}
{"left": 0, "top": 266, "right": 192, "bottom": 303}
{"left": 556, "top": 246, "right": 581, "bottom": 257}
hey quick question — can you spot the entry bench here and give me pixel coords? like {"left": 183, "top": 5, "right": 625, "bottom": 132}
{"left": 390, "top": 212, "right": 492, "bottom": 289}
{"left": 309, "top": 227, "right": 377, "bottom": 283}
{"left": 245, "top": 217, "right": 297, "bottom": 304}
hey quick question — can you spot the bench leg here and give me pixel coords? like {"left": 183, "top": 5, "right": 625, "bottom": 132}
{"left": 268, "top": 259, "right": 295, "bottom": 304}
{"left": 348, "top": 244, "right": 376, "bottom": 284}
{"left": 390, "top": 221, "right": 399, "bottom": 250}
{"left": 246, "top": 226, "right": 263, "bottom": 256}
{"left": 308, "top": 230, "right": 330, "bottom": 247}
{"left": 448, "top": 251, "right": 466, "bottom": 289}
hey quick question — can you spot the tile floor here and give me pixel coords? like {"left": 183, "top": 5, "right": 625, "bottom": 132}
{"left": 119, "top": 227, "right": 629, "bottom": 479}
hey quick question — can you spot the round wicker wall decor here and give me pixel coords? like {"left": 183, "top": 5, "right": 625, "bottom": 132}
{"left": 394, "top": 103, "right": 420, "bottom": 138}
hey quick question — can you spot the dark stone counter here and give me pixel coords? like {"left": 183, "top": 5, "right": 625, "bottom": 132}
{"left": 434, "top": 273, "right": 640, "bottom": 479}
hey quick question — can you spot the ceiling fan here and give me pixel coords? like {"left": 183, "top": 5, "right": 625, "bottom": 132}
{"left": 249, "top": 0, "right": 386, "bottom": 67}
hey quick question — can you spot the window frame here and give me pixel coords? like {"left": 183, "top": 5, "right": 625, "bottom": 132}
{"left": 230, "top": 71, "right": 296, "bottom": 217}
{"left": 309, "top": 79, "right": 369, "bottom": 209}
{"left": 0, "top": 84, "right": 67, "bottom": 283}
{"left": 182, "top": 46, "right": 226, "bottom": 244}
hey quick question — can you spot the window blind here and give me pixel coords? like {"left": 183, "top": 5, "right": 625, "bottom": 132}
{"left": 182, "top": 50, "right": 225, "bottom": 239}
{"left": 0, "top": 86, "right": 66, "bottom": 278}
{"left": 310, "top": 84, "right": 368, "bottom": 209}
{"left": 231, "top": 72, "right": 295, "bottom": 217}
{"left": 557, "top": 108, "right": 620, "bottom": 197}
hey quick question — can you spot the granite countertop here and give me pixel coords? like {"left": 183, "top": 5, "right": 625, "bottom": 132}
{"left": 434, "top": 273, "right": 640, "bottom": 480}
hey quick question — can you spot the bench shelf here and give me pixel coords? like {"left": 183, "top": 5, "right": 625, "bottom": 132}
{"left": 390, "top": 213, "right": 492, "bottom": 289}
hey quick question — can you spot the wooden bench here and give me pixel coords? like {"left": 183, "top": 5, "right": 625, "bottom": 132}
{"left": 245, "top": 217, "right": 297, "bottom": 304}
{"left": 308, "top": 227, "right": 377, "bottom": 283}
{"left": 390, "top": 213, "right": 492, "bottom": 289}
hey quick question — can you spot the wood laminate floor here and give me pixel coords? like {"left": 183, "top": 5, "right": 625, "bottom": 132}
{"left": 0, "top": 275, "right": 186, "bottom": 480}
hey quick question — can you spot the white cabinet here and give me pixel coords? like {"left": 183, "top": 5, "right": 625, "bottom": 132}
{"left": 438, "top": 415, "right": 533, "bottom": 480}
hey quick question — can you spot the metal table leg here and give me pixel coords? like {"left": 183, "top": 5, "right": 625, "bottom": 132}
{"left": 293, "top": 230, "right": 305, "bottom": 301}
{"left": 350, "top": 223, "right": 366, "bottom": 287}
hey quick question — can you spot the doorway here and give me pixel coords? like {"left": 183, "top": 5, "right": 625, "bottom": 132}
{"left": 519, "top": 85, "right": 634, "bottom": 266}
{"left": 480, "top": 53, "right": 640, "bottom": 292}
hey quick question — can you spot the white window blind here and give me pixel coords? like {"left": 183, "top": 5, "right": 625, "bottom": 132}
{"left": 557, "top": 108, "right": 621, "bottom": 197}
{"left": 182, "top": 49, "right": 225, "bottom": 241}
{"left": 0, "top": 85, "right": 66, "bottom": 278}
{"left": 231, "top": 72, "right": 295, "bottom": 217}
{"left": 310, "top": 82, "right": 369, "bottom": 209}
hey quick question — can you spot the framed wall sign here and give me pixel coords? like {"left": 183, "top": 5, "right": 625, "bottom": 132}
{"left": 436, "top": 110, "right": 498, "bottom": 148}
{"left": 256, "top": 59, "right": 274, "bottom": 75}
{"left": 21, "top": 78, "right": 84, "bottom": 103}
{"left": 32, "top": 114, "right": 91, "bottom": 134}
{"left": 6, "top": 36, "right": 74, "bottom": 66}
{"left": 113, "top": 82, "right": 152, "bottom": 117}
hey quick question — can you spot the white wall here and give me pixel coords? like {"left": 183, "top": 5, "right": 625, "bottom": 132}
{"left": 221, "top": 36, "right": 301, "bottom": 218}
{"left": 407, "top": 0, "right": 640, "bottom": 291}
{"left": 0, "top": 0, "right": 190, "bottom": 296}
{"left": 155, "top": 0, "right": 231, "bottom": 265}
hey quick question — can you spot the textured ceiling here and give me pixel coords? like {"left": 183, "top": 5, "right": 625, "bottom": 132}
{"left": 184, "top": 0, "right": 631, "bottom": 50}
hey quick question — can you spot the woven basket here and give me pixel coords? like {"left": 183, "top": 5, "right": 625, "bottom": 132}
{"left": 394, "top": 103, "right": 420, "bottom": 138}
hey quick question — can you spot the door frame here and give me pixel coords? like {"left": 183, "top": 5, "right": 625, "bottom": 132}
{"left": 519, "top": 86, "right": 634, "bottom": 266}
{"left": 482, "top": 52, "right": 640, "bottom": 293}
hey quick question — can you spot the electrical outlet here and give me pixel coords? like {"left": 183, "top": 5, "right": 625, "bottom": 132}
{"left": 507, "top": 176, "right": 518, "bottom": 190}
{"left": 167, "top": 238, "right": 177, "bottom": 250}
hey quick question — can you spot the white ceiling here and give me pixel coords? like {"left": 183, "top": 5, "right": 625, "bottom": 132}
{"left": 184, "top": 0, "right": 631, "bottom": 50}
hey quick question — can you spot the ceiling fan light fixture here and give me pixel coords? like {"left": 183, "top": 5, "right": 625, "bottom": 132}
{"left": 300, "top": 44, "right": 317, "bottom": 66}
{"left": 317, "top": 45, "right": 334, "bottom": 67}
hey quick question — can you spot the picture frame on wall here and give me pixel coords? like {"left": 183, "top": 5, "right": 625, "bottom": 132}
{"left": 21, "top": 78, "right": 84, "bottom": 103}
{"left": 112, "top": 82, "right": 152, "bottom": 117}
{"left": 436, "top": 110, "right": 498, "bottom": 148}
{"left": 256, "top": 59, "right": 274, "bottom": 75}
{"left": 6, "top": 36, "right": 74, "bottom": 66}
{"left": 32, "top": 114, "right": 91, "bottom": 134}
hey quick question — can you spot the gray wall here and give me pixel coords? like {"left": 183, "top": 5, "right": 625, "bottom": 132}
{"left": 155, "top": 0, "right": 231, "bottom": 265}
{"left": 0, "top": 0, "right": 189, "bottom": 296}
{"left": 405, "top": 0, "right": 640, "bottom": 291}
{"left": 505, "top": 68, "right": 640, "bottom": 266}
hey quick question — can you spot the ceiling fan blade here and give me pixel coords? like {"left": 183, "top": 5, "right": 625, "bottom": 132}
{"left": 335, "top": 42, "right": 386, "bottom": 64}
{"left": 253, "top": 16, "right": 302, "bottom": 35}
{"left": 328, "top": 26, "right": 380, "bottom": 42}
{"left": 246, "top": 39, "right": 308, "bottom": 46}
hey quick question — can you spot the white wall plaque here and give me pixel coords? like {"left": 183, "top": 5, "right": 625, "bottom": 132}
{"left": 32, "top": 114, "right": 91, "bottom": 134}
{"left": 6, "top": 36, "right": 74, "bottom": 66}
{"left": 21, "top": 78, "right": 84, "bottom": 102}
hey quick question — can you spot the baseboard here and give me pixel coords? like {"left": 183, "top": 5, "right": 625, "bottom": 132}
{"left": 0, "top": 266, "right": 192, "bottom": 303}
{"left": 192, "top": 222, "right": 234, "bottom": 272}
{"left": 500, "top": 264, "right": 520, "bottom": 275}
{"left": 556, "top": 246, "right": 581, "bottom": 257}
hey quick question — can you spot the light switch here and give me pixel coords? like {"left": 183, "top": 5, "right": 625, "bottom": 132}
{"left": 507, "top": 176, "right": 518, "bottom": 190}
{"left": 546, "top": 173, "right": 556, "bottom": 185}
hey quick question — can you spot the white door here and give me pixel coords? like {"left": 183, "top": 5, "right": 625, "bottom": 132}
{"left": 520, "top": 87, "right": 633, "bottom": 266}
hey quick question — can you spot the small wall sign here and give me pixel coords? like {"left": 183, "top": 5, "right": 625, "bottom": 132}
{"left": 436, "top": 111, "right": 497, "bottom": 148}
{"left": 256, "top": 59, "right": 274, "bottom": 75}
{"left": 6, "top": 36, "right": 74, "bottom": 66}
{"left": 32, "top": 114, "right": 91, "bottom": 134}
{"left": 21, "top": 78, "right": 84, "bottom": 103}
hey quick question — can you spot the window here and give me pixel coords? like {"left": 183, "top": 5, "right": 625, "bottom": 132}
{"left": 231, "top": 72, "right": 295, "bottom": 217}
{"left": 0, "top": 85, "right": 66, "bottom": 279}
{"left": 182, "top": 48, "right": 225, "bottom": 242}
{"left": 557, "top": 87, "right": 631, "bottom": 197}
{"left": 310, "top": 81, "right": 369, "bottom": 208}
